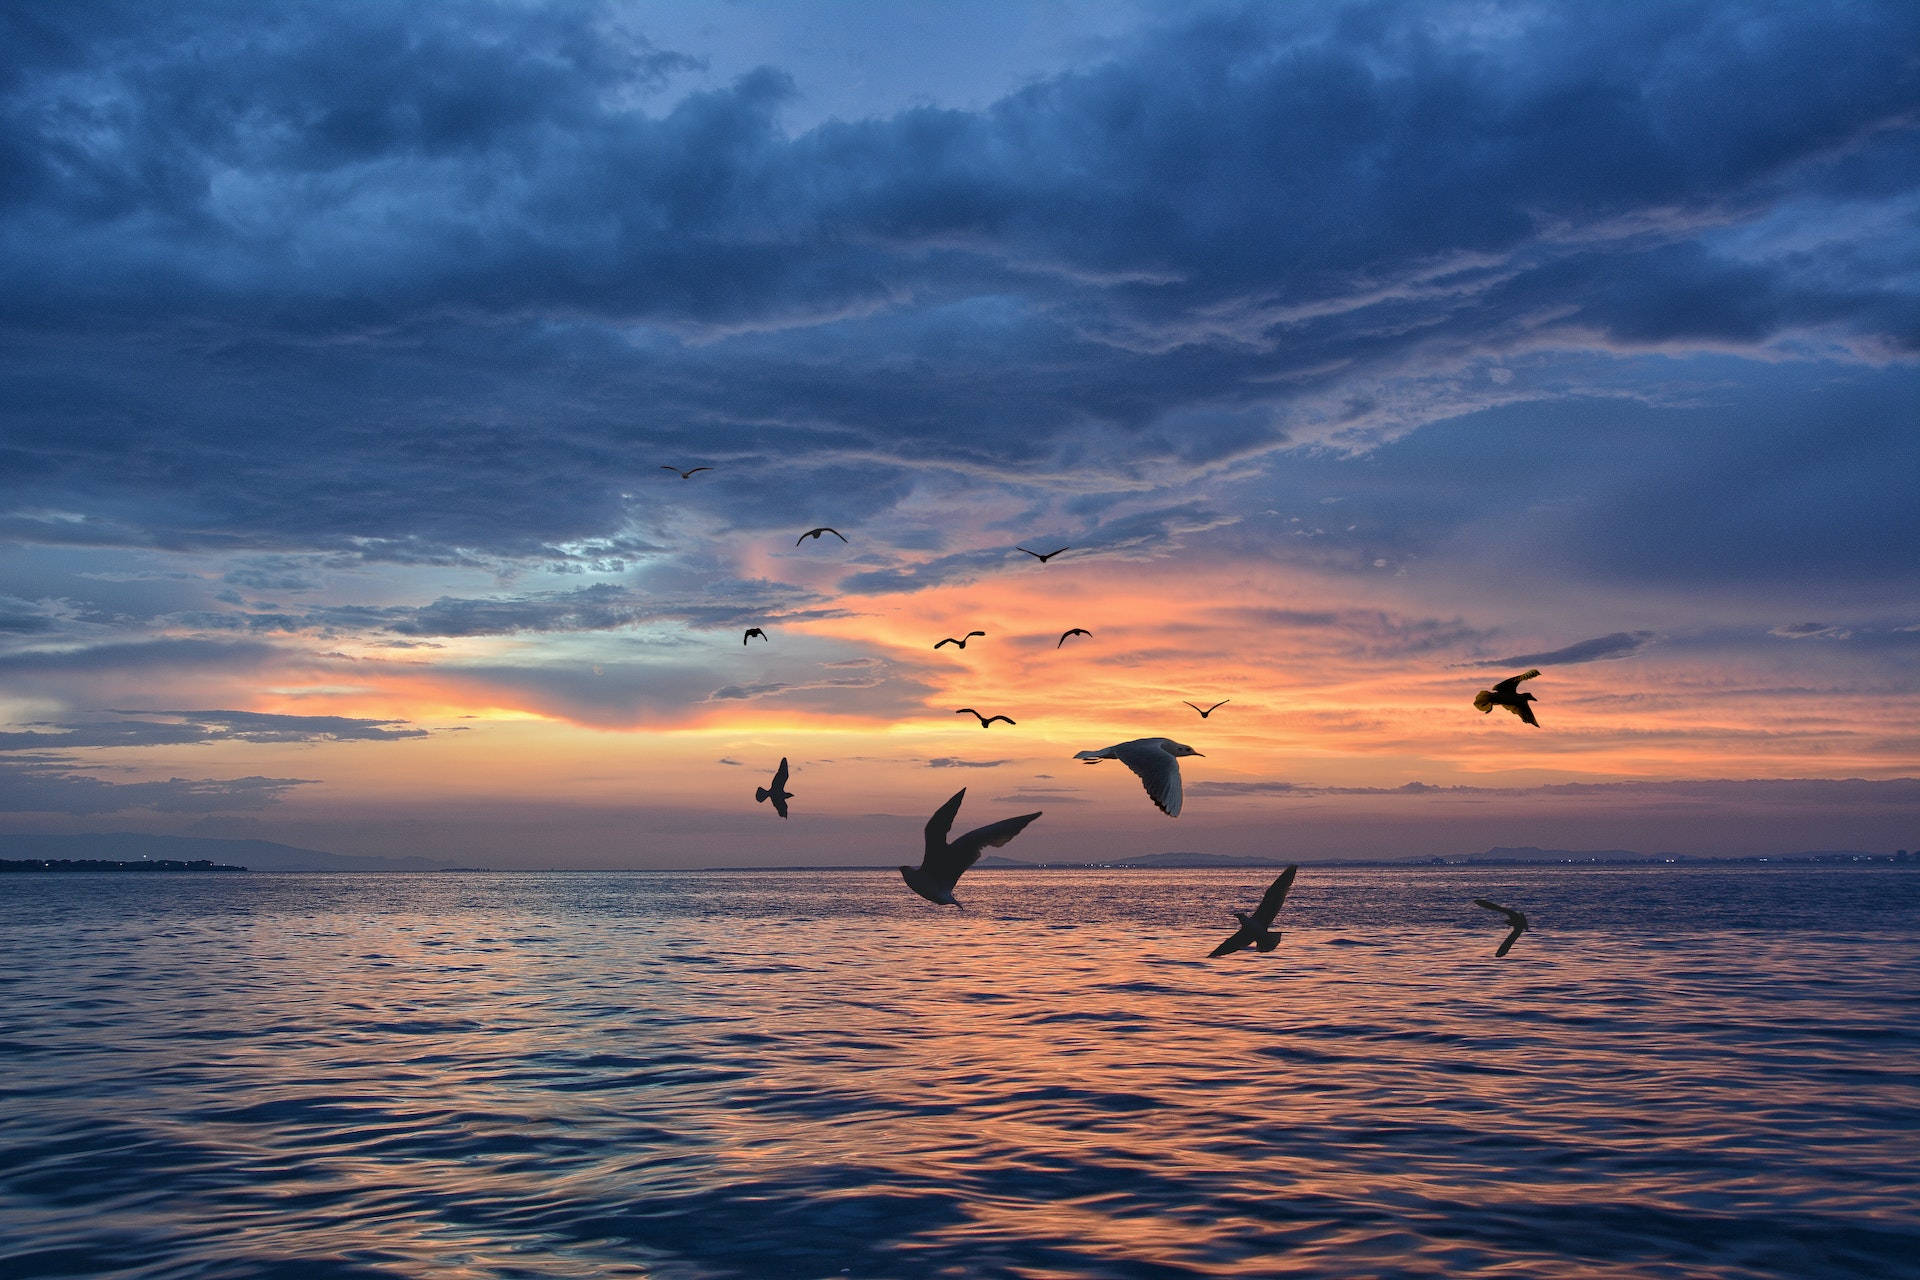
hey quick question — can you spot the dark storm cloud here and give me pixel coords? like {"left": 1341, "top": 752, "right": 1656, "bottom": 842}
{"left": 0, "top": 0, "right": 1914, "bottom": 572}
{"left": 0, "top": 638, "right": 280, "bottom": 675}
{"left": 1484, "top": 632, "right": 1656, "bottom": 668}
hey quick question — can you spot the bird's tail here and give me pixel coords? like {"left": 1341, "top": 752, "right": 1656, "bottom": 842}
{"left": 755, "top": 787, "right": 770, "bottom": 803}
{"left": 1472, "top": 691, "right": 1493, "bottom": 712}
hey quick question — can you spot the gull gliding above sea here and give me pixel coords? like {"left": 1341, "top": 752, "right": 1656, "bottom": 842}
{"left": 1073, "top": 738, "right": 1203, "bottom": 817}
{"left": 899, "top": 788, "right": 1042, "bottom": 908}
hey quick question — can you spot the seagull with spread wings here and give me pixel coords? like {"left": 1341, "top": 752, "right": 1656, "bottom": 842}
{"left": 743, "top": 627, "right": 767, "bottom": 645}
{"left": 1209, "top": 866, "right": 1299, "bottom": 957}
{"left": 660, "top": 465, "right": 712, "bottom": 479}
{"left": 1474, "top": 669, "right": 1542, "bottom": 725}
{"left": 1474, "top": 898, "right": 1529, "bottom": 957}
{"left": 935, "top": 631, "right": 986, "bottom": 650}
{"left": 898, "top": 788, "right": 1042, "bottom": 908}
{"left": 796, "top": 527, "right": 848, "bottom": 545}
{"left": 1017, "top": 546, "right": 1068, "bottom": 562}
{"left": 1183, "top": 698, "right": 1230, "bottom": 718}
{"left": 955, "top": 709, "right": 1015, "bottom": 728}
{"left": 1057, "top": 628, "right": 1091, "bottom": 648}
{"left": 755, "top": 758, "right": 793, "bottom": 819}
{"left": 1073, "top": 737, "right": 1202, "bottom": 816}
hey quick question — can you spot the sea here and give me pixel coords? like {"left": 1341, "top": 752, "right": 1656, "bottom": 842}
{"left": 2, "top": 864, "right": 1917, "bottom": 1280}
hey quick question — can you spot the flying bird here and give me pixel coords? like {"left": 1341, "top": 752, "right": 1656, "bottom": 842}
{"left": 796, "top": 527, "right": 848, "bottom": 545}
{"left": 1073, "top": 737, "right": 1203, "bottom": 817}
{"left": 1209, "top": 866, "right": 1299, "bottom": 958}
{"left": 1057, "top": 628, "right": 1091, "bottom": 648}
{"left": 899, "top": 788, "right": 1041, "bottom": 908}
{"left": 660, "top": 465, "right": 712, "bottom": 479}
{"left": 743, "top": 627, "right": 767, "bottom": 645}
{"left": 1473, "top": 669, "right": 1542, "bottom": 726}
{"left": 1017, "top": 546, "right": 1069, "bottom": 562}
{"left": 935, "top": 631, "right": 986, "bottom": 650}
{"left": 955, "top": 709, "right": 1015, "bottom": 728}
{"left": 1183, "top": 699, "right": 1230, "bottom": 718}
{"left": 1474, "top": 898, "right": 1529, "bottom": 957}
{"left": 755, "top": 758, "right": 793, "bottom": 819}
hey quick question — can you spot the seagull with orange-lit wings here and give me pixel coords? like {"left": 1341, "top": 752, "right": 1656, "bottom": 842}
{"left": 1473, "top": 669, "right": 1542, "bottom": 726}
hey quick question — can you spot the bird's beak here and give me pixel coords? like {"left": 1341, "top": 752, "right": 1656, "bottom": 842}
{"left": 1192, "top": 750, "right": 1206, "bottom": 757}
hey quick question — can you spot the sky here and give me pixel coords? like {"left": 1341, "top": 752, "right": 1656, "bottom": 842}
{"left": 2, "top": 0, "right": 1917, "bottom": 868}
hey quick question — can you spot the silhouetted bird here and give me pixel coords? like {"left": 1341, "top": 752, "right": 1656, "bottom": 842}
{"left": 1074, "top": 737, "right": 1202, "bottom": 817}
{"left": 1017, "top": 546, "right": 1068, "bottom": 562}
{"left": 955, "top": 709, "right": 1015, "bottom": 728}
{"left": 899, "top": 788, "right": 1041, "bottom": 908}
{"left": 755, "top": 758, "right": 793, "bottom": 819}
{"left": 796, "top": 527, "right": 848, "bottom": 545}
{"left": 1209, "top": 866, "right": 1298, "bottom": 957}
{"left": 1183, "top": 699, "right": 1230, "bottom": 718}
{"left": 660, "top": 466, "right": 712, "bottom": 479}
{"left": 1474, "top": 898, "right": 1529, "bottom": 956}
{"left": 1057, "top": 628, "right": 1091, "bottom": 648}
{"left": 935, "top": 631, "right": 986, "bottom": 650}
{"left": 743, "top": 628, "right": 767, "bottom": 645}
{"left": 1474, "top": 669, "right": 1542, "bottom": 726}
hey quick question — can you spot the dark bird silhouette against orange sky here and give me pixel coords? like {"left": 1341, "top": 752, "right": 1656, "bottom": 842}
{"left": 755, "top": 757, "right": 793, "bottom": 819}
{"left": 955, "top": 708, "right": 1015, "bottom": 728}
{"left": 1474, "top": 669, "right": 1542, "bottom": 726}
{"left": 1017, "top": 545, "right": 1068, "bottom": 562}
{"left": 1058, "top": 628, "right": 1091, "bottom": 648}
{"left": 1183, "top": 698, "right": 1230, "bottom": 718}
{"left": 935, "top": 631, "right": 985, "bottom": 650}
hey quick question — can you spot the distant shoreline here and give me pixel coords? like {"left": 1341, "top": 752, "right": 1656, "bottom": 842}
{"left": 1, "top": 858, "right": 247, "bottom": 874}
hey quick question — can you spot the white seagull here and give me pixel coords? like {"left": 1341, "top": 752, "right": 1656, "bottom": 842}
{"left": 898, "top": 788, "right": 1041, "bottom": 909}
{"left": 1072, "top": 737, "right": 1203, "bottom": 817}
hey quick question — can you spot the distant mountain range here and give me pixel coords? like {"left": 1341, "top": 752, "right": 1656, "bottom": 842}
{"left": 0, "top": 833, "right": 466, "bottom": 873}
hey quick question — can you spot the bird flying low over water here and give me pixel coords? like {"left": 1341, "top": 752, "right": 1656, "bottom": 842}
{"left": 1017, "top": 546, "right": 1068, "bottom": 562}
{"left": 660, "top": 465, "right": 712, "bottom": 479}
{"left": 796, "top": 527, "right": 848, "bottom": 545}
{"left": 1209, "top": 866, "right": 1298, "bottom": 957}
{"left": 1474, "top": 898, "right": 1529, "bottom": 957}
{"left": 1074, "top": 738, "right": 1202, "bottom": 817}
{"left": 899, "top": 788, "right": 1041, "bottom": 908}
{"left": 743, "top": 627, "right": 767, "bottom": 644}
{"left": 1474, "top": 669, "right": 1542, "bottom": 725}
{"left": 1057, "top": 628, "right": 1091, "bottom": 648}
{"left": 935, "top": 631, "right": 986, "bottom": 650}
{"left": 955, "top": 709, "right": 1015, "bottom": 728}
{"left": 1183, "top": 699, "right": 1230, "bottom": 719}
{"left": 755, "top": 758, "right": 793, "bottom": 819}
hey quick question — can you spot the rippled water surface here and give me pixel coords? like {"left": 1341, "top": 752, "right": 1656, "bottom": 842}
{"left": 4, "top": 865, "right": 1918, "bottom": 1279}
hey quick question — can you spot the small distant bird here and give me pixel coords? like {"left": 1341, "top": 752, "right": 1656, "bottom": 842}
{"left": 1209, "top": 866, "right": 1298, "bottom": 958}
{"left": 743, "top": 627, "right": 767, "bottom": 645}
{"left": 1057, "top": 628, "right": 1091, "bottom": 648}
{"left": 935, "top": 631, "right": 986, "bottom": 650}
{"left": 1073, "top": 737, "right": 1202, "bottom": 817}
{"left": 796, "top": 527, "right": 848, "bottom": 545}
{"left": 755, "top": 758, "right": 793, "bottom": 819}
{"left": 899, "top": 788, "right": 1041, "bottom": 908}
{"left": 1017, "top": 546, "right": 1068, "bottom": 562}
{"left": 1474, "top": 669, "right": 1542, "bottom": 726}
{"left": 955, "top": 709, "right": 1015, "bottom": 728}
{"left": 1183, "top": 699, "right": 1230, "bottom": 719}
{"left": 660, "top": 466, "right": 712, "bottom": 479}
{"left": 1474, "top": 898, "right": 1529, "bottom": 957}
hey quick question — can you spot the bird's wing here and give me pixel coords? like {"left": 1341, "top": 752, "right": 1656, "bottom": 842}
{"left": 771, "top": 793, "right": 789, "bottom": 819}
{"left": 1495, "top": 925, "right": 1522, "bottom": 957}
{"left": 934, "top": 810, "right": 1042, "bottom": 882}
{"left": 923, "top": 788, "right": 968, "bottom": 856}
{"left": 1492, "top": 669, "right": 1541, "bottom": 695}
{"left": 771, "top": 757, "right": 790, "bottom": 790}
{"left": 935, "top": 638, "right": 957, "bottom": 649}
{"left": 1017, "top": 547, "right": 1040, "bottom": 558}
{"left": 985, "top": 715, "right": 1015, "bottom": 726}
{"left": 968, "top": 631, "right": 984, "bottom": 638}
{"left": 1473, "top": 898, "right": 1522, "bottom": 927}
{"left": 660, "top": 466, "right": 680, "bottom": 473}
{"left": 1183, "top": 702, "right": 1204, "bottom": 715}
{"left": 1250, "top": 865, "right": 1298, "bottom": 927}
{"left": 954, "top": 708, "right": 980, "bottom": 721}
{"left": 1109, "top": 740, "right": 1184, "bottom": 816}
{"left": 827, "top": 528, "right": 848, "bottom": 542}
{"left": 686, "top": 467, "right": 711, "bottom": 475}
{"left": 1207, "top": 699, "right": 1231, "bottom": 714}
{"left": 1514, "top": 701, "right": 1539, "bottom": 726}
{"left": 1208, "top": 928, "right": 1255, "bottom": 958}
{"left": 795, "top": 531, "right": 812, "bottom": 544}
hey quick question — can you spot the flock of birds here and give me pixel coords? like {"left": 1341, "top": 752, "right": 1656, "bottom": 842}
{"left": 670, "top": 464, "right": 1542, "bottom": 958}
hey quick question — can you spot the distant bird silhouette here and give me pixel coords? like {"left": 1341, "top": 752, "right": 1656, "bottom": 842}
{"left": 935, "top": 631, "right": 986, "bottom": 650}
{"left": 1474, "top": 898, "right": 1529, "bottom": 957}
{"left": 660, "top": 466, "right": 712, "bottom": 479}
{"left": 1057, "top": 628, "right": 1091, "bottom": 648}
{"left": 1017, "top": 546, "right": 1068, "bottom": 562}
{"left": 1474, "top": 669, "right": 1542, "bottom": 726}
{"left": 796, "top": 527, "right": 848, "bottom": 545}
{"left": 743, "top": 627, "right": 767, "bottom": 645}
{"left": 1209, "top": 866, "right": 1298, "bottom": 957}
{"left": 755, "top": 758, "right": 793, "bottom": 819}
{"left": 1183, "top": 698, "right": 1230, "bottom": 718}
{"left": 1074, "top": 737, "right": 1202, "bottom": 817}
{"left": 955, "top": 709, "right": 1015, "bottom": 728}
{"left": 899, "top": 788, "right": 1041, "bottom": 908}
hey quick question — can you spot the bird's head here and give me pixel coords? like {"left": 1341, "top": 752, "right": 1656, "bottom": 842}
{"left": 1164, "top": 740, "right": 1203, "bottom": 757}
{"left": 1519, "top": 692, "right": 1537, "bottom": 701}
